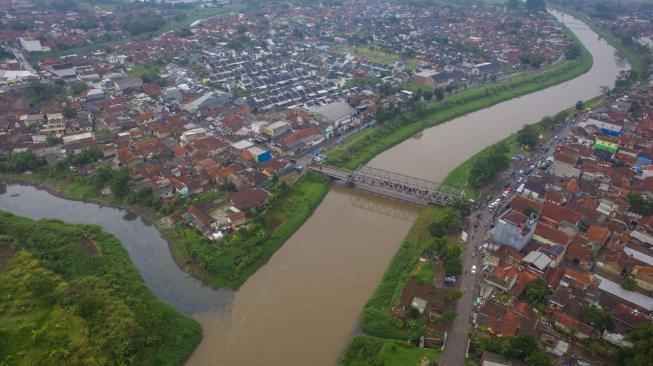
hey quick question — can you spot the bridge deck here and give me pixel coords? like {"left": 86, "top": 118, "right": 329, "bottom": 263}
{"left": 309, "top": 165, "right": 464, "bottom": 206}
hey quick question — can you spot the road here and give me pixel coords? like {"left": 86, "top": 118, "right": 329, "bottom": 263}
{"left": 437, "top": 117, "right": 577, "bottom": 365}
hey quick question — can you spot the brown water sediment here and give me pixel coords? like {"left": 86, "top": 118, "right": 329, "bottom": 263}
{"left": 186, "top": 12, "right": 628, "bottom": 366}
{"left": 186, "top": 186, "right": 419, "bottom": 365}
{"left": 0, "top": 11, "right": 629, "bottom": 366}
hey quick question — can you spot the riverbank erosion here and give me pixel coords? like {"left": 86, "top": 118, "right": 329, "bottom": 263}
{"left": 0, "top": 210, "right": 201, "bottom": 365}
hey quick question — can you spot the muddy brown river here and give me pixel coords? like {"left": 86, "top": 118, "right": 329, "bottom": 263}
{"left": 0, "top": 11, "right": 628, "bottom": 366}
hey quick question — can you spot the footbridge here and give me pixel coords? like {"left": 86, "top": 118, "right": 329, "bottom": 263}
{"left": 309, "top": 164, "right": 465, "bottom": 206}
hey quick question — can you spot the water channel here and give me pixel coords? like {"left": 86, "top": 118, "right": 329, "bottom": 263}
{"left": 0, "top": 11, "right": 629, "bottom": 366}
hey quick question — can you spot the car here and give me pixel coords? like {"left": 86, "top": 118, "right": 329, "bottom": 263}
{"left": 471, "top": 265, "right": 477, "bottom": 274}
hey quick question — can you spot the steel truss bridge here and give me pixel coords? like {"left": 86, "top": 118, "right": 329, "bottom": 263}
{"left": 310, "top": 164, "right": 465, "bottom": 206}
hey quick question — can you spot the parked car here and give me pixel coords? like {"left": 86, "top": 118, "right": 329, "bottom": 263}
{"left": 471, "top": 265, "right": 477, "bottom": 274}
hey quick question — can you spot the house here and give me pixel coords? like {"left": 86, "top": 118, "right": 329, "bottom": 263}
{"left": 561, "top": 268, "right": 593, "bottom": 291}
{"left": 481, "top": 351, "right": 512, "bottom": 366}
{"left": 184, "top": 205, "right": 216, "bottom": 234}
{"left": 278, "top": 126, "right": 322, "bottom": 154}
{"left": 492, "top": 209, "right": 537, "bottom": 251}
{"left": 225, "top": 187, "right": 269, "bottom": 210}
{"left": 20, "top": 37, "right": 50, "bottom": 52}
{"left": 308, "top": 101, "right": 356, "bottom": 132}
{"left": 471, "top": 62, "right": 498, "bottom": 76}
{"left": 113, "top": 76, "right": 143, "bottom": 94}
{"left": 485, "top": 262, "right": 520, "bottom": 292}
{"left": 595, "top": 274, "right": 653, "bottom": 312}
{"left": 551, "top": 310, "right": 593, "bottom": 339}
{"left": 612, "top": 303, "right": 650, "bottom": 328}
{"left": 182, "top": 91, "right": 230, "bottom": 113}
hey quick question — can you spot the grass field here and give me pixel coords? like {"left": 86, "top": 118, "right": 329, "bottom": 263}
{"left": 340, "top": 335, "right": 440, "bottom": 366}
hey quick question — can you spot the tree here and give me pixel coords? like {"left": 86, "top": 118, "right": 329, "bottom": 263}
{"left": 517, "top": 124, "right": 538, "bottom": 148}
{"left": 580, "top": 305, "right": 614, "bottom": 331}
{"left": 506, "top": 0, "right": 520, "bottom": 11}
{"left": 0, "top": 151, "right": 45, "bottom": 173}
{"left": 69, "top": 81, "right": 89, "bottom": 96}
{"left": 521, "top": 278, "right": 550, "bottom": 308}
{"left": 620, "top": 325, "right": 653, "bottom": 366}
{"left": 526, "top": 0, "right": 546, "bottom": 12}
{"left": 521, "top": 206, "right": 537, "bottom": 218}
{"left": 63, "top": 105, "right": 76, "bottom": 119}
{"left": 434, "top": 87, "right": 445, "bottom": 101}
{"left": 176, "top": 27, "right": 193, "bottom": 38}
{"left": 109, "top": 168, "right": 130, "bottom": 198}
{"left": 446, "top": 289, "right": 462, "bottom": 303}
{"left": 524, "top": 350, "right": 551, "bottom": 366}
{"left": 429, "top": 211, "right": 460, "bottom": 237}
{"left": 469, "top": 143, "right": 510, "bottom": 189}
{"left": 575, "top": 100, "right": 585, "bottom": 110}
{"left": 621, "top": 275, "right": 637, "bottom": 291}
{"left": 441, "top": 311, "right": 457, "bottom": 325}
{"left": 565, "top": 44, "right": 582, "bottom": 60}
{"left": 46, "top": 135, "right": 60, "bottom": 147}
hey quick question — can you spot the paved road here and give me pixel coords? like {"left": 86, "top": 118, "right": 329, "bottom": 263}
{"left": 437, "top": 201, "right": 491, "bottom": 365}
{"left": 437, "top": 117, "right": 577, "bottom": 365}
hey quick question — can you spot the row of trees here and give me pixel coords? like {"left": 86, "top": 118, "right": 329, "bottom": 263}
{"left": 428, "top": 210, "right": 463, "bottom": 276}
{"left": 468, "top": 143, "right": 511, "bottom": 189}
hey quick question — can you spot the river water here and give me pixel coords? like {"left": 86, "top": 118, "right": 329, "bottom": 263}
{"left": 0, "top": 11, "right": 628, "bottom": 366}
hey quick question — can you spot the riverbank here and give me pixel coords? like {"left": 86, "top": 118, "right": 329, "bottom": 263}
{"left": 326, "top": 28, "right": 592, "bottom": 171}
{"left": 0, "top": 169, "right": 331, "bottom": 290}
{"left": 0, "top": 211, "right": 202, "bottom": 365}
{"left": 441, "top": 94, "right": 607, "bottom": 199}
{"left": 162, "top": 171, "right": 330, "bottom": 289}
{"left": 552, "top": 5, "right": 648, "bottom": 78}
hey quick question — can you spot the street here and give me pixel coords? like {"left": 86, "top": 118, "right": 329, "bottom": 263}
{"left": 438, "top": 116, "right": 577, "bottom": 365}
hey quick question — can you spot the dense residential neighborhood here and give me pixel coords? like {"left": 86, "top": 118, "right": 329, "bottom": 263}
{"left": 1, "top": 0, "right": 653, "bottom": 366}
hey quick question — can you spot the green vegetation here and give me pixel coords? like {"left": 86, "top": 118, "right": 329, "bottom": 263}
{"left": 442, "top": 94, "right": 609, "bottom": 198}
{"left": 619, "top": 325, "right": 653, "bottom": 366}
{"left": 70, "top": 81, "right": 90, "bottom": 96}
{"left": 0, "top": 211, "right": 201, "bottom": 365}
{"left": 521, "top": 278, "right": 551, "bottom": 311}
{"left": 165, "top": 172, "right": 330, "bottom": 289}
{"left": 129, "top": 62, "right": 161, "bottom": 83}
{"left": 467, "top": 143, "right": 511, "bottom": 190}
{"left": 326, "top": 28, "right": 592, "bottom": 171}
{"left": 555, "top": 5, "right": 649, "bottom": 80}
{"left": 627, "top": 192, "right": 653, "bottom": 216}
{"left": 621, "top": 275, "right": 638, "bottom": 291}
{"left": 25, "top": 81, "right": 66, "bottom": 108}
{"left": 414, "top": 262, "right": 435, "bottom": 284}
{"left": 471, "top": 334, "right": 552, "bottom": 366}
{"left": 357, "top": 206, "right": 457, "bottom": 339}
{"left": 123, "top": 12, "right": 162, "bottom": 34}
{"left": 580, "top": 305, "right": 614, "bottom": 332}
{"left": 340, "top": 335, "right": 440, "bottom": 366}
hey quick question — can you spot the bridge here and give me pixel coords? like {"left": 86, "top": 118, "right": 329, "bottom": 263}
{"left": 309, "top": 165, "right": 465, "bottom": 206}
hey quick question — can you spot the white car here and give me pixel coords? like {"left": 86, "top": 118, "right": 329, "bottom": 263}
{"left": 471, "top": 265, "right": 477, "bottom": 274}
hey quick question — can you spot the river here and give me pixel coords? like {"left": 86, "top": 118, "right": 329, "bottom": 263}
{"left": 0, "top": 11, "right": 628, "bottom": 366}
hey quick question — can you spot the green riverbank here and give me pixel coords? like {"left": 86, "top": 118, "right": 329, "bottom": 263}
{"left": 326, "top": 28, "right": 592, "bottom": 171}
{"left": 163, "top": 171, "right": 331, "bottom": 289}
{"left": 0, "top": 211, "right": 201, "bottom": 365}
